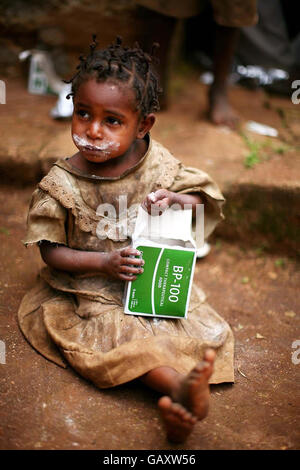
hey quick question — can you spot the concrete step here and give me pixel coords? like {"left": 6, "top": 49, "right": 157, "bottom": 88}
{"left": 0, "top": 78, "right": 299, "bottom": 255}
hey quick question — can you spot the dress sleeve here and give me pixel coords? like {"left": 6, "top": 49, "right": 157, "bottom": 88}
{"left": 168, "top": 163, "right": 225, "bottom": 242}
{"left": 22, "top": 188, "right": 67, "bottom": 246}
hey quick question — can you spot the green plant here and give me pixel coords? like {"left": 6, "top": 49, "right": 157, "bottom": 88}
{"left": 240, "top": 133, "right": 261, "bottom": 168}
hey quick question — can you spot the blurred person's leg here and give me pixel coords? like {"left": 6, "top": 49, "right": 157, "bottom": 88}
{"left": 135, "top": 0, "right": 258, "bottom": 124}
{"left": 209, "top": 24, "right": 240, "bottom": 128}
{"left": 135, "top": 2, "right": 204, "bottom": 109}
{"left": 208, "top": 0, "right": 258, "bottom": 127}
{"left": 135, "top": 6, "right": 177, "bottom": 109}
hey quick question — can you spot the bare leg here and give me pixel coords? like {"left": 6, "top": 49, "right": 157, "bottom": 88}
{"left": 140, "top": 349, "right": 216, "bottom": 442}
{"left": 209, "top": 25, "right": 240, "bottom": 128}
{"left": 135, "top": 6, "right": 177, "bottom": 110}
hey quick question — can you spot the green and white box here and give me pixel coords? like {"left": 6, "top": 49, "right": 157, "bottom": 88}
{"left": 124, "top": 207, "right": 197, "bottom": 319}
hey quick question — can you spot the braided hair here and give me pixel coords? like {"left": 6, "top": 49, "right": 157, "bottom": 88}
{"left": 65, "top": 35, "right": 162, "bottom": 116}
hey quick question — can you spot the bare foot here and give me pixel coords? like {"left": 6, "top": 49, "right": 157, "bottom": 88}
{"left": 208, "top": 88, "right": 239, "bottom": 129}
{"left": 158, "top": 349, "right": 216, "bottom": 443}
{"left": 173, "top": 348, "right": 216, "bottom": 420}
{"left": 158, "top": 396, "right": 197, "bottom": 443}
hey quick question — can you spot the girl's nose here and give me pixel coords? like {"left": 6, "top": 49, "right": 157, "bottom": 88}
{"left": 86, "top": 121, "right": 103, "bottom": 140}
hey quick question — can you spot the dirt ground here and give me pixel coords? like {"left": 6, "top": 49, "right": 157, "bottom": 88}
{"left": 0, "top": 73, "right": 299, "bottom": 451}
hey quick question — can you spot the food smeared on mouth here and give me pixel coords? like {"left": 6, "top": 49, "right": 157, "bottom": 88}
{"left": 73, "top": 134, "right": 120, "bottom": 155}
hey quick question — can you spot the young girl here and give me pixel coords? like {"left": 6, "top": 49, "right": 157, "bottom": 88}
{"left": 18, "top": 36, "right": 234, "bottom": 443}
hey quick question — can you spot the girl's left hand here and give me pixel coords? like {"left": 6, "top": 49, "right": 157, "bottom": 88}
{"left": 142, "top": 189, "right": 178, "bottom": 216}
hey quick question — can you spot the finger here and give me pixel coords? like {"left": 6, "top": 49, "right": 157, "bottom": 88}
{"left": 143, "top": 191, "right": 159, "bottom": 209}
{"left": 148, "top": 191, "right": 157, "bottom": 203}
{"left": 122, "top": 257, "right": 144, "bottom": 266}
{"left": 120, "top": 265, "right": 144, "bottom": 274}
{"left": 141, "top": 196, "right": 151, "bottom": 208}
{"left": 145, "top": 195, "right": 155, "bottom": 211}
{"left": 150, "top": 202, "right": 168, "bottom": 216}
{"left": 120, "top": 247, "right": 141, "bottom": 257}
{"left": 155, "top": 198, "right": 170, "bottom": 210}
{"left": 119, "top": 273, "right": 137, "bottom": 281}
{"left": 141, "top": 200, "right": 148, "bottom": 212}
{"left": 152, "top": 189, "right": 169, "bottom": 201}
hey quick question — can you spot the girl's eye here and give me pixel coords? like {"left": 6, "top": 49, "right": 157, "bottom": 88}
{"left": 76, "top": 110, "right": 89, "bottom": 119}
{"left": 105, "top": 117, "right": 122, "bottom": 126}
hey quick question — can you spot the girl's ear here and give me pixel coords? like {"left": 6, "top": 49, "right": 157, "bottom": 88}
{"left": 136, "top": 113, "right": 156, "bottom": 138}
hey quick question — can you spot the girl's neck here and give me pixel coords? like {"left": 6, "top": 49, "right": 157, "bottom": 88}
{"left": 69, "top": 138, "right": 147, "bottom": 178}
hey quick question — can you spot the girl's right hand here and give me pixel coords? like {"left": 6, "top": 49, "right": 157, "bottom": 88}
{"left": 102, "top": 247, "right": 145, "bottom": 281}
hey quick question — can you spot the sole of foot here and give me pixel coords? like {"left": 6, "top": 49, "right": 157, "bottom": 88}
{"left": 159, "top": 349, "right": 216, "bottom": 443}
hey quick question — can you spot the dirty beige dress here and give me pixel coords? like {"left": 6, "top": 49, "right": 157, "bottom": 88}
{"left": 18, "top": 136, "right": 234, "bottom": 388}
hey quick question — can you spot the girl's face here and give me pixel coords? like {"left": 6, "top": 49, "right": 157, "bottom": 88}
{"left": 71, "top": 79, "right": 150, "bottom": 164}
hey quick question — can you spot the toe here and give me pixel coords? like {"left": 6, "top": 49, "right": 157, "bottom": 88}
{"left": 194, "top": 362, "right": 205, "bottom": 372}
{"left": 172, "top": 402, "right": 185, "bottom": 417}
{"left": 190, "top": 362, "right": 206, "bottom": 376}
{"left": 158, "top": 396, "right": 172, "bottom": 411}
{"left": 204, "top": 348, "right": 216, "bottom": 363}
{"left": 173, "top": 403, "right": 197, "bottom": 426}
{"left": 183, "top": 410, "right": 197, "bottom": 424}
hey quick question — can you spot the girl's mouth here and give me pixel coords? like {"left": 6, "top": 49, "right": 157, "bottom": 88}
{"left": 84, "top": 144, "right": 103, "bottom": 152}
{"left": 73, "top": 134, "right": 120, "bottom": 155}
